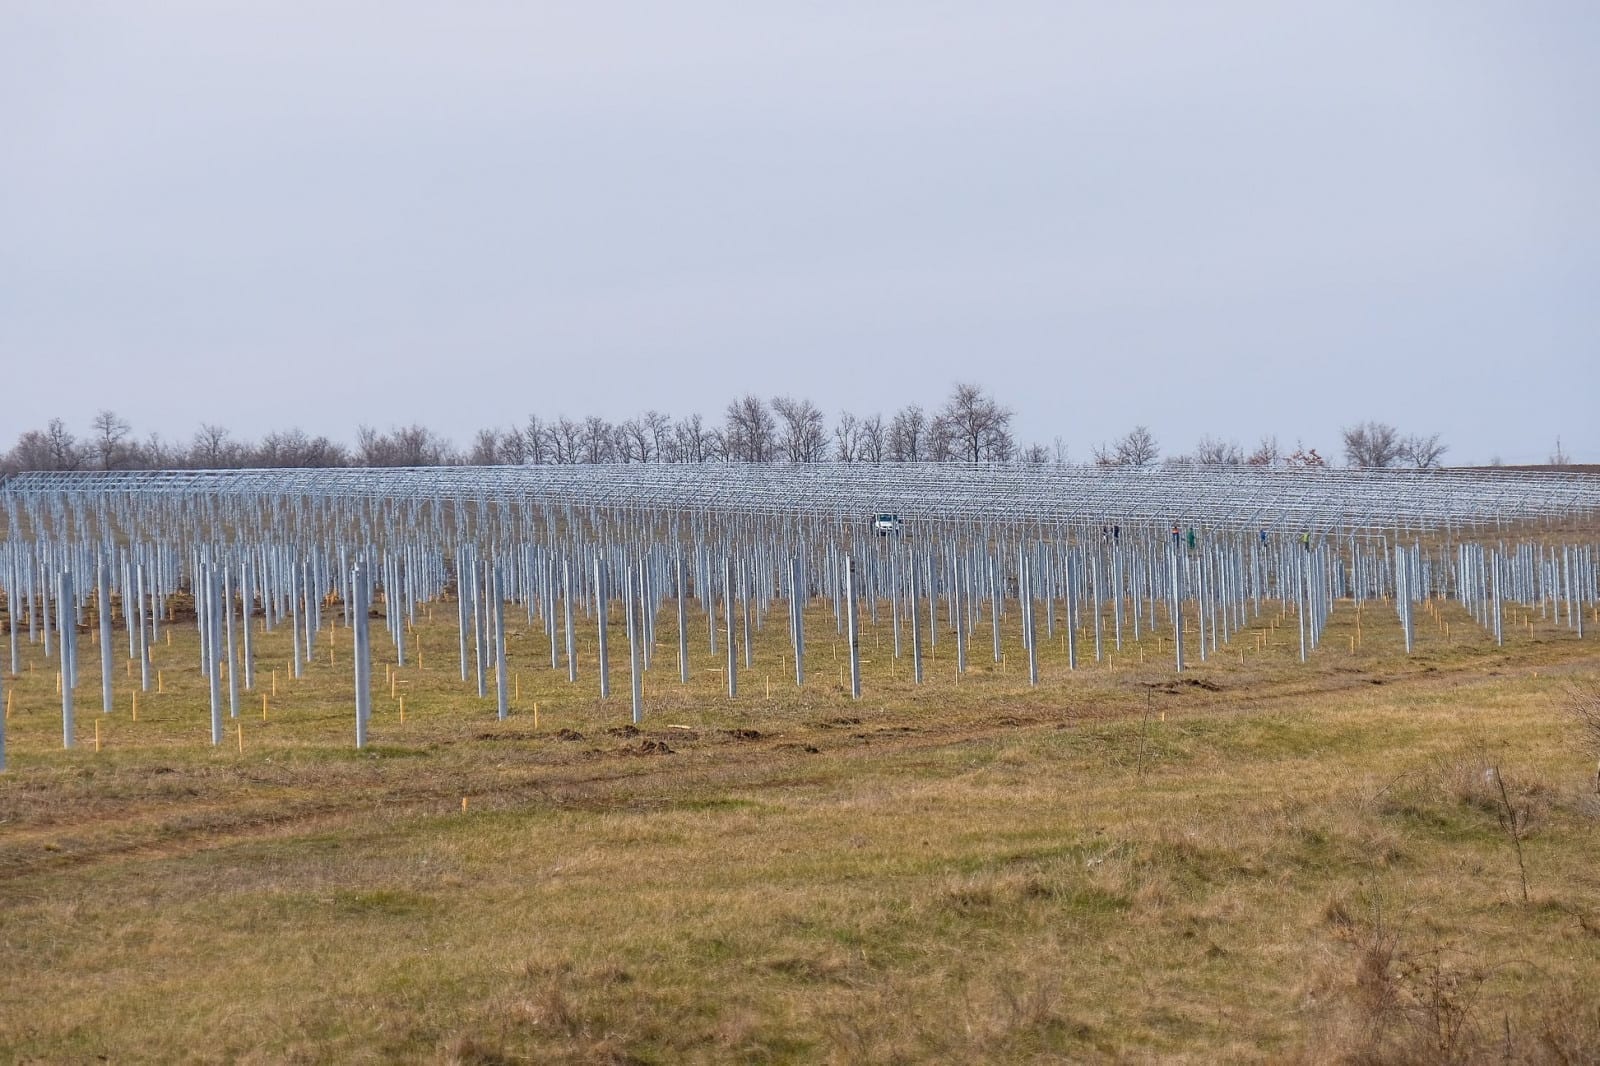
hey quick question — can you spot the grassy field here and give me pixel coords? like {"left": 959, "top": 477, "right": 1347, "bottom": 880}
{"left": 2, "top": 594, "right": 1598, "bottom": 1063}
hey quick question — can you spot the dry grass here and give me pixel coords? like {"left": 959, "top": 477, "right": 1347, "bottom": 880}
{"left": 1, "top": 595, "right": 1599, "bottom": 1063}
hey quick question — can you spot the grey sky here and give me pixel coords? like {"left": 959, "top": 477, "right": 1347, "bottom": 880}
{"left": 3, "top": 2, "right": 1596, "bottom": 464}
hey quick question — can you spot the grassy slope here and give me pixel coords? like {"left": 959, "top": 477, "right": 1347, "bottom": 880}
{"left": 1, "top": 598, "right": 1598, "bottom": 1064}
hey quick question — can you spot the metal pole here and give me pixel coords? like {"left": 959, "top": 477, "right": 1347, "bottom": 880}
{"left": 354, "top": 562, "right": 371, "bottom": 749}
{"left": 560, "top": 556, "right": 575, "bottom": 683}
{"left": 97, "top": 558, "right": 114, "bottom": 715}
{"left": 845, "top": 555, "right": 861, "bottom": 699}
{"left": 207, "top": 566, "right": 224, "bottom": 746}
{"left": 494, "top": 565, "right": 509, "bottom": 721}
{"left": 59, "top": 570, "right": 75, "bottom": 749}
{"left": 724, "top": 555, "right": 737, "bottom": 699}
{"left": 595, "top": 555, "right": 610, "bottom": 699}
{"left": 629, "top": 562, "right": 645, "bottom": 723}
{"left": 676, "top": 552, "right": 689, "bottom": 684}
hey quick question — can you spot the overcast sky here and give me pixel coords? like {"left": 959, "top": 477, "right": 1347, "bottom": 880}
{"left": 2, "top": 2, "right": 1596, "bottom": 464}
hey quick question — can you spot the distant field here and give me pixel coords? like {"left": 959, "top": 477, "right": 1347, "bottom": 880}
{"left": 2, "top": 597, "right": 1598, "bottom": 1063}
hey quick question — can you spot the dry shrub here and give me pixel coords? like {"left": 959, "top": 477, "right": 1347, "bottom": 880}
{"left": 1436, "top": 755, "right": 1504, "bottom": 818}
{"left": 1307, "top": 912, "right": 1493, "bottom": 1065}
{"left": 1567, "top": 680, "right": 1600, "bottom": 792}
{"left": 1304, "top": 900, "right": 1600, "bottom": 1066}
{"left": 1529, "top": 986, "right": 1600, "bottom": 1063}
{"left": 955, "top": 968, "right": 1087, "bottom": 1056}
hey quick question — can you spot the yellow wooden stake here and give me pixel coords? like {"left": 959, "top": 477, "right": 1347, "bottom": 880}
{"left": 131, "top": 692, "right": 138, "bottom": 721}
{"left": 534, "top": 702, "right": 539, "bottom": 730}
{"left": 272, "top": 669, "right": 278, "bottom": 696}
{"left": 766, "top": 675, "right": 771, "bottom": 699}
{"left": 237, "top": 720, "right": 244, "bottom": 754}
{"left": 514, "top": 673, "right": 520, "bottom": 699}
{"left": 95, "top": 720, "right": 102, "bottom": 752}
{"left": 461, "top": 796, "right": 469, "bottom": 812}
{"left": 399, "top": 696, "right": 405, "bottom": 723}
{"left": 166, "top": 629, "right": 172, "bottom": 646}
{"left": 56, "top": 670, "right": 61, "bottom": 695}
{"left": 157, "top": 669, "right": 164, "bottom": 694}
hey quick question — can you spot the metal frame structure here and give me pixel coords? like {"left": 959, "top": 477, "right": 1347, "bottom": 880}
{"left": 5, "top": 463, "right": 1600, "bottom": 536}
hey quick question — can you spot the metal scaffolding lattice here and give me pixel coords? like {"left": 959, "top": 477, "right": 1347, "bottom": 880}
{"left": 4, "top": 463, "right": 1599, "bottom": 537}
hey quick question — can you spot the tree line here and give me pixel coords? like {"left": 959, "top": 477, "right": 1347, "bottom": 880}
{"left": 0, "top": 383, "right": 1490, "bottom": 475}
{"left": 1, "top": 384, "right": 1019, "bottom": 474}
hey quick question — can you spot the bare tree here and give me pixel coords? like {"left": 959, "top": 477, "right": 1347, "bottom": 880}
{"left": 1194, "top": 435, "right": 1244, "bottom": 466}
{"left": 581, "top": 416, "right": 614, "bottom": 463}
{"left": 644, "top": 410, "right": 672, "bottom": 462}
{"left": 658, "top": 421, "right": 684, "bottom": 463}
{"left": 4, "top": 431, "right": 41, "bottom": 473}
{"left": 858, "top": 413, "right": 886, "bottom": 464}
{"left": 520, "top": 415, "right": 550, "bottom": 464}
{"left": 468, "top": 428, "right": 501, "bottom": 465}
{"left": 723, "top": 395, "right": 777, "bottom": 462}
{"left": 355, "top": 424, "right": 454, "bottom": 467}
{"left": 833, "top": 411, "right": 861, "bottom": 462}
{"left": 1247, "top": 435, "right": 1280, "bottom": 467}
{"left": 1094, "top": 426, "right": 1159, "bottom": 468}
{"left": 1399, "top": 432, "right": 1448, "bottom": 469}
{"left": 1341, "top": 420, "right": 1404, "bottom": 468}
{"left": 926, "top": 415, "right": 956, "bottom": 461}
{"left": 614, "top": 418, "right": 650, "bottom": 463}
{"left": 672, "top": 413, "right": 719, "bottom": 463}
{"left": 1021, "top": 442, "right": 1049, "bottom": 464}
{"left": 497, "top": 426, "right": 529, "bottom": 465}
{"left": 888, "top": 405, "right": 928, "bottom": 461}
{"left": 1550, "top": 436, "right": 1570, "bottom": 466}
{"left": 44, "top": 418, "right": 84, "bottom": 470}
{"left": 353, "top": 425, "right": 385, "bottom": 466}
{"left": 937, "top": 383, "right": 1013, "bottom": 462}
{"left": 550, "top": 417, "right": 583, "bottom": 464}
{"left": 253, "top": 428, "right": 347, "bottom": 467}
{"left": 90, "top": 410, "right": 132, "bottom": 470}
{"left": 771, "top": 395, "right": 827, "bottom": 462}
{"left": 190, "top": 424, "right": 238, "bottom": 468}
{"left": 133, "top": 432, "right": 173, "bottom": 469}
